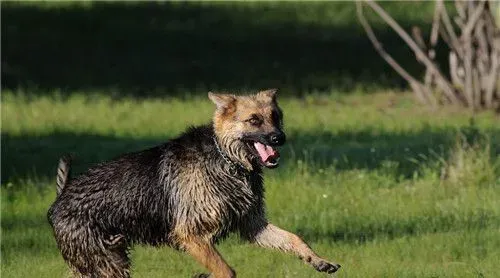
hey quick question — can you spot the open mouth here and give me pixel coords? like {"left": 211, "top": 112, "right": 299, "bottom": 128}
{"left": 250, "top": 141, "right": 280, "bottom": 168}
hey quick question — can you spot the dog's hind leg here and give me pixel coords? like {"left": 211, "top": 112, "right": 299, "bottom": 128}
{"left": 65, "top": 244, "right": 131, "bottom": 278}
{"left": 55, "top": 223, "right": 130, "bottom": 278}
{"left": 182, "top": 237, "right": 235, "bottom": 278}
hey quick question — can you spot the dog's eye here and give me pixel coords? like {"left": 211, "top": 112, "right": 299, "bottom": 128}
{"left": 247, "top": 115, "right": 262, "bottom": 126}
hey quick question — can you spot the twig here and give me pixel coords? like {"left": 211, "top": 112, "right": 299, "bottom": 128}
{"left": 449, "top": 51, "right": 464, "bottom": 89}
{"left": 455, "top": 0, "right": 467, "bottom": 19}
{"left": 426, "top": 1, "right": 443, "bottom": 87}
{"left": 441, "top": 0, "right": 463, "bottom": 56}
{"left": 356, "top": 2, "right": 437, "bottom": 106}
{"left": 462, "top": 0, "right": 486, "bottom": 38}
{"left": 463, "top": 36, "right": 474, "bottom": 108}
{"left": 474, "top": 18, "right": 488, "bottom": 76}
{"left": 430, "top": 0, "right": 443, "bottom": 49}
{"left": 364, "top": 0, "right": 460, "bottom": 105}
{"left": 473, "top": 67, "right": 481, "bottom": 108}
{"left": 412, "top": 26, "right": 427, "bottom": 51}
{"left": 484, "top": 42, "right": 499, "bottom": 107}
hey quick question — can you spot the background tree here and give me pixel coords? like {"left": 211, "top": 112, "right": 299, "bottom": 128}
{"left": 357, "top": 0, "right": 500, "bottom": 112}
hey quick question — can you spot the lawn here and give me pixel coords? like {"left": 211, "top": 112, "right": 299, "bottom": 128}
{"left": 2, "top": 90, "right": 499, "bottom": 277}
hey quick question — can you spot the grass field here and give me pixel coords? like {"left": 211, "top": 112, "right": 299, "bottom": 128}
{"left": 2, "top": 90, "right": 499, "bottom": 277}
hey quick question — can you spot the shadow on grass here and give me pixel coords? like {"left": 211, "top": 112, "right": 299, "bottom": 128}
{"left": 2, "top": 1, "right": 446, "bottom": 97}
{"left": 4, "top": 126, "right": 498, "bottom": 184}
{"left": 296, "top": 208, "right": 494, "bottom": 244}
{"left": 288, "top": 128, "right": 455, "bottom": 178}
{"left": 1, "top": 132, "right": 165, "bottom": 184}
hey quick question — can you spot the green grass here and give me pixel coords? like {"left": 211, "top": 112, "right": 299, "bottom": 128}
{"left": 2, "top": 90, "right": 499, "bottom": 277}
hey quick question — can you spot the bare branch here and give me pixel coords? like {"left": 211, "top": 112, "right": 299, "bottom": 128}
{"left": 463, "top": 38, "right": 474, "bottom": 108}
{"left": 363, "top": 0, "right": 460, "bottom": 105}
{"left": 356, "top": 2, "right": 418, "bottom": 84}
{"left": 449, "top": 51, "right": 464, "bottom": 89}
{"left": 462, "top": 0, "right": 486, "bottom": 38}
{"left": 475, "top": 18, "right": 489, "bottom": 75}
{"left": 441, "top": 0, "right": 463, "bottom": 55}
{"left": 438, "top": 25, "right": 453, "bottom": 49}
{"left": 485, "top": 44, "right": 500, "bottom": 108}
{"left": 426, "top": 1, "right": 443, "bottom": 88}
{"left": 412, "top": 26, "right": 427, "bottom": 51}
{"left": 454, "top": 16, "right": 465, "bottom": 29}
{"left": 430, "top": 0, "right": 443, "bottom": 48}
{"left": 411, "top": 26, "right": 434, "bottom": 87}
{"left": 455, "top": 0, "right": 467, "bottom": 19}
{"left": 356, "top": 2, "right": 437, "bottom": 107}
{"left": 473, "top": 67, "right": 481, "bottom": 109}
{"left": 356, "top": 0, "right": 499, "bottom": 111}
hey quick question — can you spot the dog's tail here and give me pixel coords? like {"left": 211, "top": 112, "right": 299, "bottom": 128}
{"left": 56, "top": 154, "right": 72, "bottom": 196}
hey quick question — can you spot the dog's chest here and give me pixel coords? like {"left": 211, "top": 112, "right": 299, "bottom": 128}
{"left": 195, "top": 169, "right": 263, "bottom": 237}
{"left": 212, "top": 170, "right": 262, "bottom": 218}
{"left": 165, "top": 149, "right": 264, "bottom": 240}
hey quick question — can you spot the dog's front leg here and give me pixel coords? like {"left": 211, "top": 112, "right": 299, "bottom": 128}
{"left": 251, "top": 223, "right": 340, "bottom": 274}
{"left": 182, "top": 237, "right": 235, "bottom": 278}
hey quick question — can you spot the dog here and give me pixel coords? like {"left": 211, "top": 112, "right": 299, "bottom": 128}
{"left": 47, "top": 89, "right": 341, "bottom": 277}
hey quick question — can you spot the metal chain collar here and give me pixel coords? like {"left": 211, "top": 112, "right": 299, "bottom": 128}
{"left": 213, "top": 137, "right": 247, "bottom": 173}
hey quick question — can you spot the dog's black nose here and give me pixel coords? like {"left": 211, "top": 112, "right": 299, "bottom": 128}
{"left": 269, "top": 132, "right": 286, "bottom": 146}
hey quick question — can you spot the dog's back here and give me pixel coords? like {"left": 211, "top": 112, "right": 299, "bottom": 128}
{"left": 49, "top": 143, "right": 168, "bottom": 239}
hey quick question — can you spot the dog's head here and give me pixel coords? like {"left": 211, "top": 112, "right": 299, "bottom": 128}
{"left": 209, "top": 89, "right": 285, "bottom": 169}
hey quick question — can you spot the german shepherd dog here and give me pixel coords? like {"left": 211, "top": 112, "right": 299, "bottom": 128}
{"left": 48, "top": 89, "right": 341, "bottom": 277}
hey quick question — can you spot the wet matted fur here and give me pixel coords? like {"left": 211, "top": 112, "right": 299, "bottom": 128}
{"left": 47, "top": 89, "right": 341, "bottom": 278}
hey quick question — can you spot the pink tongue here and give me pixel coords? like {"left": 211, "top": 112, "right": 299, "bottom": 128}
{"left": 253, "top": 142, "right": 279, "bottom": 162}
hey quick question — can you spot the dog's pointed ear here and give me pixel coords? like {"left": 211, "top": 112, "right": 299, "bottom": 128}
{"left": 208, "top": 92, "right": 236, "bottom": 111}
{"left": 257, "top": 89, "right": 278, "bottom": 102}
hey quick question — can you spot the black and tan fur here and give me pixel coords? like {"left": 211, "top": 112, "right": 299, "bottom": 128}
{"left": 47, "top": 89, "right": 340, "bottom": 278}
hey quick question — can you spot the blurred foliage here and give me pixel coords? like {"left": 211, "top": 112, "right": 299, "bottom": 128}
{"left": 2, "top": 1, "right": 449, "bottom": 97}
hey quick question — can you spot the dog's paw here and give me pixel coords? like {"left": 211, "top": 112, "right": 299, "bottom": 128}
{"left": 312, "top": 259, "right": 341, "bottom": 274}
